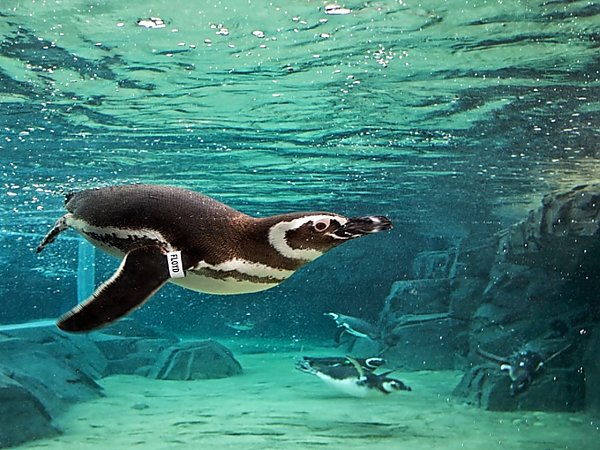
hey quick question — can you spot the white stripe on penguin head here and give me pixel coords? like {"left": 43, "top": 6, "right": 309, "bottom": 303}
{"left": 268, "top": 214, "right": 347, "bottom": 260}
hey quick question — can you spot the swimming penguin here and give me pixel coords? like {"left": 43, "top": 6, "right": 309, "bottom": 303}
{"left": 300, "top": 356, "right": 386, "bottom": 371}
{"left": 476, "top": 344, "right": 572, "bottom": 396}
{"left": 225, "top": 319, "right": 255, "bottom": 332}
{"left": 296, "top": 356, "right": 411, "bottom": 397}
{"left": 500, "top": 351, "right": 545, "bottom": 396}
{"left": 324, "top": 312, "right": 379, "bottom": 341}
{"left": 36, "top": 184, "right": 392, "bottom": 332}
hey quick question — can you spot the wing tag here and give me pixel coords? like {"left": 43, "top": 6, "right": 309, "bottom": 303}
{"left": 166, "top": 251, "right": 185, "bottom": 278}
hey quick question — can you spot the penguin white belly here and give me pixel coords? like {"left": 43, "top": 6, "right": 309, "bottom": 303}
{"left": 316, "top": 373, "right": 373, "bottom": 398}
{"left": 169, "top": 272, "right": 279, "bottom": 295}
{"left": 172, "top": 259, "right": 295, "bottom": 295}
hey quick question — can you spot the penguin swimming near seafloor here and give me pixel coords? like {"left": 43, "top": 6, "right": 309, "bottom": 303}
{"left": 296, "top": 355, "right": 411, "bottom": 397}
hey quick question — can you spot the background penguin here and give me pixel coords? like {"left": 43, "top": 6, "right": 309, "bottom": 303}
{"left": 324, "top": 312, "right": 379, "bottom": 342}
{"left": 300, "top": 356, "right": 386, "bottom": 371}
{"left": 476, "top": 343, "right": 572, "bottom": 396}
{"left": 296, "top": 356, "right": 411, "bottom": 397}
{"left": 36, "top": 184, "right": 393, "bottom": 332}
{"left": 500, "top": 351, "right": 545, "bottom": 396}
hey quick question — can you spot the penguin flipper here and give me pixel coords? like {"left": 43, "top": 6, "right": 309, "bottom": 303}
{"left": 476, "top": 347, "right": 509, "bottom": 365}
{"left": 58, "top": 246, "right": 170, "bottom": 332}
{"left": 345, "top": 356, "right": 366, "bottom": 378}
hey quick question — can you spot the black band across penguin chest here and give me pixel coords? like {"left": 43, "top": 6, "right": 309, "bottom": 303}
{"left": 175, "top": 223, "right": 308, "bottom": 295}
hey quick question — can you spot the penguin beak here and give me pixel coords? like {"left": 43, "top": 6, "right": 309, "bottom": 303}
{"left": 334, "top": 216, "right": 393, "bottom": 238}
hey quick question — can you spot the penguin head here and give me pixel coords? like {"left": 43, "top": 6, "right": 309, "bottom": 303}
{"left": 266, "top": 213, "right": 392, "bottom": 261}
{"left": 332, "top": 215, "right": 393, "bottom": 238}
{"left": 380, "top": 378, "right": 412, "bottom": 393}
{"left": 324, "top": 312, "right": 341, "bottom": 323}
{"left": 502, "top": 351, "right": 544, "bottom": 396}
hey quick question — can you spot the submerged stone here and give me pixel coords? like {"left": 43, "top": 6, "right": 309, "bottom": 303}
{"left": 149, "top": 340, "right": 243, "bottom": 380}
{"left": 0, "top": 373, "right": 60, "bottom": 448}
{"left": 453, "top": 365, "right": 585, "bottom": 412}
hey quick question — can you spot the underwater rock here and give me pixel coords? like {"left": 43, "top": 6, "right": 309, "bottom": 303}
{"left": 149, "top": 340, "right": 242, "bottom": 380}
{"left": 449, "top": 237, "right": 497, "bottom": 279}
{"left": 483, "top": 263, "right": 565, "bottom": 308}
{"left": 411, "top": 250, "right": 456, "bottom": 279}
{"left": 448, "top": 278, "right": 487, "bottom": 320}
{"left": 0, "top": 328, "right": 105, "bottom": 448}
{"left": 379, "top": 277, "right": 469, "bottom": 370}
{"left": 498, "top": 183, "right": 600, "bottom": 272}
{"left": 376, "top": 184, "right": 599, "bottom": 410}
{"left": 0, "top": 325, "right": 240, "bottom": 448}
{"left": 88, "top": 320, "right": 179, "bottom": 376}
{"left": 382, "top": 316, "right": 468, "bottom": 370}
{"left": 0, "top": 327, "right": 107, "bottom": 378}
{"left": 583, "top": 328, "right": 600, "bottom": 412}
{"left": 347, "top": 335, "right": 382, "bottom": 358}
{"left": 0, "top": 372, "right": 60, "bottom": 448}
{"left": 453, "top": 364, "right": 585, "bottom": 412}
{"left": 0, "top": 331, "right": 104, "bottom": 415}
{"left": 472, "top": 303, "right": 515, "bottom": 327}
{"left": 382, "top": 279, "right": 452, "bottom": 317}
{"left": 90, "top": 334, "right": 178, "bottom": 376}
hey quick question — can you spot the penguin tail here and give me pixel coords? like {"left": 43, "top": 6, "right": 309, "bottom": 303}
{"left": 397, "top": 381, "right": 412, "bottom": 392}
{"left": 36, "top": 215, "right": 71, "bottom": 253}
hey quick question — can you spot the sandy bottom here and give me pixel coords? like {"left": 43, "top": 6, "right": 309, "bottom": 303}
{"left": 19, "top": 339, "right": 599, "bottom": 450}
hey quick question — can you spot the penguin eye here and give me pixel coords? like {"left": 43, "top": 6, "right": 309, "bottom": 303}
{"left": 313, "top": 218, "right": 331, "bottom": 232}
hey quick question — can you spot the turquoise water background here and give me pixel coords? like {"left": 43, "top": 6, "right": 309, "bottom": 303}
{"left": 0, "top": 2, "right": 599, "bottom": 449}
{"left": 0, "top": 0, "right": 598, "bottom": 332}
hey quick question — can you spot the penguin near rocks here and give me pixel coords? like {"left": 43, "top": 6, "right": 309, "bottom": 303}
{"left": 500, "top": 351, "right": 545, "bottom": 397}
{"left": 296, "top": 355, "right": 411, "bottom": 397}
{"left": 476, "top": 343, "right": 572, "bottom": 396}
{"left": 36, "top": 184, "right": 393, "bottom": 332}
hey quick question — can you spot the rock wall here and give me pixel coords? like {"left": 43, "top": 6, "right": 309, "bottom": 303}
{"left": 377, "top": 184, "right": 600, "bottom": 411}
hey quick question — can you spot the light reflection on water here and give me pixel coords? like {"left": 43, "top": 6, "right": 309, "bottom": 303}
{"left": 0, "top": 0, "right": 598, "bottom": 237}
